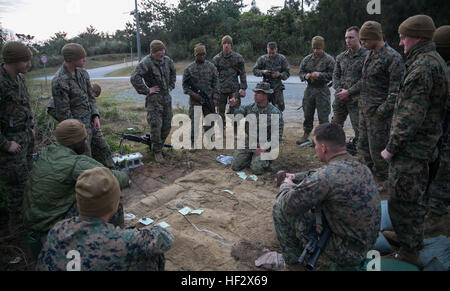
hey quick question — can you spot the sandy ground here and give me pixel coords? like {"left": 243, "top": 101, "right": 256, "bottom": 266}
{"left": 118, "top": 123, "right": 341, "bottom": 271}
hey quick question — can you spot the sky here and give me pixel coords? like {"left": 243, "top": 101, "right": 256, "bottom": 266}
{"left": 0, "top": 0, "right": 287, "bottom": 42}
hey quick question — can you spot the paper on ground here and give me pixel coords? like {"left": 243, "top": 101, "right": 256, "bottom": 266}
{"left": 216, "top": 155, "right": 233, "bottom": 165}
{"left": 124, "top": 213, "right": 136, "bottom": 221}
{"left": 178, "top": 207, "right": 193, "bottom": 216}
{"left": 179, "top": 207, "right": 204, "bottom": 216}
{"left": 190, "top": 209, "right": 204, "bottom": 215}
{"left": 139, "top": 218, "right": 154, "bottom": 225}
{"left": 237, "top": 172, "right": 247, "bottom": 180}
{"left": 223, "top": 190, "right": 235, "bottom": 195}
{"left": 157, "top": 222, "right": 170, "bottom": 228}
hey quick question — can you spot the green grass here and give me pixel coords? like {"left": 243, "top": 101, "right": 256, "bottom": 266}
{"left": 105, "top": 66, "right": 134, "bottom": 77}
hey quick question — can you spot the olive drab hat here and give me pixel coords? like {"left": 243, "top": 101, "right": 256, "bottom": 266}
{"left": 399, "top": 15, "right": 436, "bottom": 40}
{"left": 92, "top": 83, "right": 101, "bottom": 97}
{"left": 312, "top": 36, "right": 325, "bottom": 49}
{"left": 150, "top": 40, "right": 166, "bottom": 53}
{"left": 62, "top": 43, "right": 87, "bottom": 62}
{"left": 253, "top": 82, "right": 274, "bottom": 94}
{"left": 55, "top": 119, "right": 87, "bottom": 147}
{"left": 194, "top": 43, "right": 206, "bottom": 56}
{"left": 222, "top": 35, "right": 233, "bottom": 45}
{"left": 2, "top": 41, "right": 33, "bottom": 64}
{"left": 76, "top": 167, "right": 120, "bottom": 219}
{"left": 360, "top": 21, "right": 383, "bottom": 41}
{"left": 433, "top": 26, "right": 450, "bottom": 49}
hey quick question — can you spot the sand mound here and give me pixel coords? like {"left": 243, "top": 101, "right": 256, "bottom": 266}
{"left": 126, "top": 168, "right": 280, "bottom": 271}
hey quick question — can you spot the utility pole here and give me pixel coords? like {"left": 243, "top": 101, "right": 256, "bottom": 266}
{"left": 130, "top": 40, "right": 133, "bottom": 66}
{"left": 134, "top": 0, "right": 142, "bottom": 61}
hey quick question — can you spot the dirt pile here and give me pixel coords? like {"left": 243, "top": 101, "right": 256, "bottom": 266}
{"left": 124, "top": 168, "right": 281, "bottom": 271}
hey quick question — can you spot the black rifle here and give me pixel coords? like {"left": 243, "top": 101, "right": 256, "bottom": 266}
{"left": 263, "top": 71, "right": 276, "bottom": 104}
{"left": 115, "top": 133, "right": 173, "bottom": 154}
{"left": 298, "top": 213, "right": 331, "bottom": 271}
{"left": 185, "top": 76, "right": 215, "bottom": 113}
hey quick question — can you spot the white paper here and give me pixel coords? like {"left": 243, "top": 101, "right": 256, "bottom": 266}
{"left": 139, "top": 218, "right": 154, "bottom": 226}
{"left": 190, "top": 209, "right": 204, "bottom": 215}
{"left": 157, "top": 222, "right": 170, "bottom": 228}
{"left": 178, "top": 207, "right": 193, "bottom": 216}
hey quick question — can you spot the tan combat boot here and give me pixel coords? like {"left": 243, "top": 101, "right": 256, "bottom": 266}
{"left": 296, "top": 132, "right": 310, "bottom": 145}
{"left": 154, "top": 152, "right": 166, "bottom": 164}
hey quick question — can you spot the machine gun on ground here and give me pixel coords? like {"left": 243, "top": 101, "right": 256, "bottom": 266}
{"left": 185, "top": 77, "right": 216, "bottom": 113}
{"left": 298, "top": 212, "right": 331, "bottom": 271}
{"left": 115, "top": 133, "right": 173, "bottom": 154}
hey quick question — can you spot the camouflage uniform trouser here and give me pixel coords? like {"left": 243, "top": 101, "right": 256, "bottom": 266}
{"left": 302, "top": 86, "right": 331, "bottom": 134}
{"left": 388, "top": 154, "right": 429, "bottom": 251}
{"left": 189, "top": 102, "right": 215, "bottom": 146}
{"left": 428, "top": 143, "right": 450, "bottom": 216}
{"left": 270, "top": 89, "right": 285, "bottom": 112}
{"left": 91, "top": 129, "right": 115, "bottom": 169}
{"left": 218, "top": 92, "right": 241, "bottom": 128}
{"left": 0, "top": 129, "right": 34, "bottom": 214}
{"left": 272, "top": 200, "right": 367, "bottom": 267}
{"left": 146, "top": 93, "right": 173, "bottom": 153}
{"left": 358, "top": 106, "right": 391, "bottom": 180}
{"left": 332, "top": 97, "right": 359, "bottom": 144}
{"left": 231, "top": 149, "right": 270, "bottom": 175}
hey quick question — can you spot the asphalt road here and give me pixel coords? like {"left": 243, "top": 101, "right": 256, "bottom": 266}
{"left": 36, "top": 62, "right": 349, "bottom": 127}
{"left": 111, "top": 78, "right": 341, "bottom": 125}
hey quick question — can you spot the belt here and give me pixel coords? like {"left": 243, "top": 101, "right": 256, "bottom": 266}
{"left": 307, "top": 82, "right": 327, "bottom": 88}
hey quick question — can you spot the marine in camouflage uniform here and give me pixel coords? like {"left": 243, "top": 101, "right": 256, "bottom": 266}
{"left": 358, "top": 22, "right": 405, "bottom": 181}
{"left": 253, "top": 42, "right": 290, "bottom": 112}
{"left": 298, "top": 37, "right": 335, "bottom": 143}
{"left": 383, "top": 16, "right": 448, "bottom": 259}
{"left": 273, "top": 124, "right": 380, "bottom": 267}
{"left": 130, "top": 40, "right": 176, "bottom": 161}
{"left": 36, "top": 217, "right": 174, "bottom": 271}
{"left": 231, "top": 82, "right": 284, "bottom": 174}
{"left": 48, "top": 83, "right": 115, "bottom": 168}
{"left": 89, "top": 83, "right": 115, "bottom": 168}
{"left": 22, "top": 120, "right": 129, "bottom": 258}
{"left": 332, "top": 28, "right": 368, "bottom": 146}
{"left": 36, "top": 167, "right": 173, "bottom": 271}
{"left": 0, "top": 42, "right": 34, "bottom": 228}
{"left": 182, "top": 44, "right": 219, "bottom": 146}
{"left": 52, "top": 43, "right": 100, "bottom": 158}
{"left": 212, "top": 36, "right": 248, "bottom": 126}
{"left": 428, "top": 25, "right": 450, "bottom": 219}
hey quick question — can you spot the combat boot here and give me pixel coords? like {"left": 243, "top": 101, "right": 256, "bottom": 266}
{"left": 296, "top": 132, "right": 311, "bottom": 145}
{"left": 154, "top": 152, "right": 166, "bottom": 164}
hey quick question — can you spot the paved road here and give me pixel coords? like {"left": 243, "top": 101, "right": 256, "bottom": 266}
{"left": 36, "top": 61, "right": 351, "bottom": 128}
{"left": 35, "top": 61, "right": 136, "bottom": 81}
{"left": 110, "top": 78, "right": 343, "bottom": 126}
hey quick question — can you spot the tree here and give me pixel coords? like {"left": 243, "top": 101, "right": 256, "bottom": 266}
{"left": 250, "top": 0, "right": 261, "bottom": 15}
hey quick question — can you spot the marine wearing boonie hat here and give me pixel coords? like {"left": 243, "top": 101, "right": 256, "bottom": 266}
{"left": 253, "top": 82, "right": 274, "bottom": 94}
